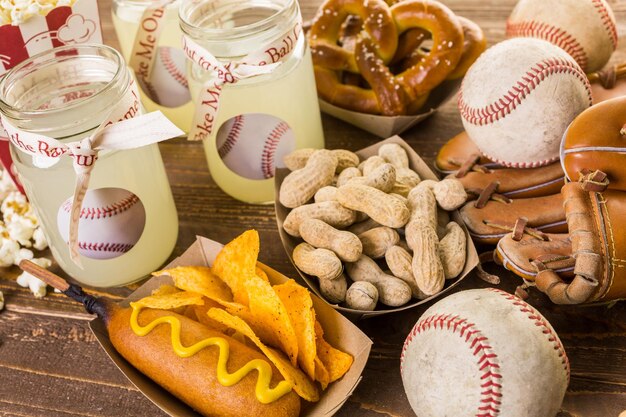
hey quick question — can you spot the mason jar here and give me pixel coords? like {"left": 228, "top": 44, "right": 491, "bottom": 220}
{"left": 180, "top": 0, "right": 325, "bottom": 203}
{"left": 0, "top": 45, "right": 179, "bottom": 287}
{"left": 112, "top": 0, "right": 194, "bottom": 132}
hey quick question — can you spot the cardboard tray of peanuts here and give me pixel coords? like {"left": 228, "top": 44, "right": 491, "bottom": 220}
{"left": 275, "top": 136, "right": 479, "bottom": 319}
{"left": 89, "top": 236, "right": 372, "bottom": 417}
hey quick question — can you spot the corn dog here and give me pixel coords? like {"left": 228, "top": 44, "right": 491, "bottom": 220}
{"left": 19, "top": 261, "right": 301, "bottom": 417}
{"left": 107, "top": 301, "right": 301, "bottom": 417}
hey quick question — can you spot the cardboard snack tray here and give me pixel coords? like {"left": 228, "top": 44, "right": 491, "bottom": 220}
{"left": 89, "top": 236, "right": 373, "bottom": 417}
{"left": 275, "top": 135, "right": 479, "bottom": 319}
{"left": 319, "top": 79, "right": 461, "bottom": 138}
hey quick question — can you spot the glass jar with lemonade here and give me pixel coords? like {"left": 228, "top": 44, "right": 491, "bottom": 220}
{"left": 0, "top": 45, "right": 179, "bottom": 287}
{"left": 179, "top": 0, "right": 325, "bottom": 204}
{"left": 112, "top": 0, "right": 194, "bottom": 132}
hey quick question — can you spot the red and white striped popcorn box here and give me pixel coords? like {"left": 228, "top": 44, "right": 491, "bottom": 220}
{"left": 0, "top": 0, "right": 103, "bottom": 191}
{"left": 0, "top": 0, "right": 103, "bottom": 75}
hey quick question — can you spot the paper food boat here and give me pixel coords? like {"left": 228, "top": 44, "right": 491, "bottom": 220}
{"left": 89, "top": 236, "right": 372, "bottom": 417}
{"left": 319, "top": 79, "right": 461, "bottom": 138}
{"left": 275, "top": 136, "right": 479, "bottom": 319}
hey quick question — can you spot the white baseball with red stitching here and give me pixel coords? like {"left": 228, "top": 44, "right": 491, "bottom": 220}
{"left": 506, "top": 0, "right": 617, "bottom": 72}
{"left": 401, "top": 288, "right": 569, "bottom": 417}
{"left": 216, "top": 114, "right": 296, "bottom": 180}
{"left": 459, "top": 38, "right": 592, "bottom": 168}
{"left": 144, "top": 46, "right": 191, "bottom": 108}
{"left": 57, "top": 188, "right": 146, "bottom": 260}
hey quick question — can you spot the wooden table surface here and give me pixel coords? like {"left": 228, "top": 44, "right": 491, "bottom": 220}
{"left": 2, "top": 1, "right": 626, "bottom": 416}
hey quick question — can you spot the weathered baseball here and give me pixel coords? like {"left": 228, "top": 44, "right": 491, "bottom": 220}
{"left": 507, "top": 0, "right": 618, "bottom": 72}
{"left": 57, "top": 188, "right": 146, "bottom": 260}
{"left": 216, "top": 114, "right": 296, "bottom": 180}
{"left": 459, "top": 38, "right": 592, "bottom": 168}
{"left": 143, "top": 46, "right": 191, "bottom": 108}
{"left": 401, "top": 288, "right": 569, "bottom": 417}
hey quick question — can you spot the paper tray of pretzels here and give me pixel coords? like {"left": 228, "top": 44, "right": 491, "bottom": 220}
{"left": 307, "top": 0, "right": 486, "bottom": 137}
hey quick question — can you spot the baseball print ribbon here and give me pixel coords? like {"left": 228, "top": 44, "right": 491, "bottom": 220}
{"left": 182, "top": 19, "right": 303, "bottom": 141}
{"left": 128, "top": 0, "right": 177, "bottom": 103}
{"left": 1, "top": 80, "right": 184, "bottom": 266}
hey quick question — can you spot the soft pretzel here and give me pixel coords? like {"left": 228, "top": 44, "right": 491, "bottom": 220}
{"left": 308, "top": 0, "right": 398, "bottom": 73}
{"left": 310, "top": 0, "right": 467, "bottom": 115}
{"left": 393, "top": 16, "right": 486, "bottom": 79}
{"left": 390, "top": 0, "right": 464, "bottom": 96}
{"left": 314, "top": 66, "right": 384, "bottom": 114}
{"left": 447, "top": 16, "right": 487, "bottom": 80}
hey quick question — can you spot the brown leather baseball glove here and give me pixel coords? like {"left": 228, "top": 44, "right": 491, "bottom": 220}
{"left": 495, "top": 171, "right": 626, "bottom": 304}
{"left": 436, "top": 131, "right": 566, "bottom": 199}
{"left": 561, "top": 95, "right": 626, "bottom": 192}
{"left": 458, "top": 185, "right": 567, "bottom": 245}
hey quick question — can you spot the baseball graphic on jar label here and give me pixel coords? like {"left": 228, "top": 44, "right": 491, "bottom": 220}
{"left": 138, "top": 46, "right": 191, "bottom": 108}
{"left": 216, "top": 113, "right": 296, "bottom": 180}
{"left": 57, "top": 187, "right": 146, "bottom": 260}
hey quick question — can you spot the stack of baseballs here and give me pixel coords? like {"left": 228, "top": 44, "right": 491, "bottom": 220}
{"left": 459, "top": 0, "right": 617, "bottom": 168}
{"left": 278, "top": 144, "right": 470, "bottom": 311}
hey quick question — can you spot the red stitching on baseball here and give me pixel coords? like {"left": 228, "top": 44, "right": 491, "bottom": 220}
{"left": 62, "top": 193, "right": 140, "bottom": 220}
{"left": 459, "top": 57, "right": 592, "bottom": 127}
{"left": 488, "top": 288, "right": 570, "bottom": 381}
{"left": 505, "top": 20, "right": 588, "bottom": 70}
{"left": 160, "top": 47, "right": 190, "bottom": 90}
{"left": 142, "top": 79, "right": 161, "bottom": 103}
{"left": 479, "top": 150, "right": 559, "bottom": 169}
{"left": 401, "top": 313, "right": 502, "bottom": 417}
{"left": 591, "top": 0, "right": 618, "bottom": 49}
{"left": 217, "top": 115, "right": 244, "bottom": 159}
{"left": 77, "top": 241, "right": 135, "bottom": 253}
{"left": 261, "top": 121, "right": 289, "bottom": 179}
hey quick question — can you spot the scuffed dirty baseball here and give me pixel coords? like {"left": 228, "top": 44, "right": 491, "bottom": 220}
{"left": 401, "top": 288, "right": 569, "bottom": 417}
{"left": 459, "top": 38, "right": 592, "bottom": 168}
{"left": 506, "top": 0, "right": 618, "bottom": 72}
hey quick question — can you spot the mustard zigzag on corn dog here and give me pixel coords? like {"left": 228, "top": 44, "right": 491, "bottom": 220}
{"left": 129, "top": 302, "right": 293, "bottom": 403}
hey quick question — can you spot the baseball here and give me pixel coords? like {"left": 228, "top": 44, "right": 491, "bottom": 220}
{"left": 216, "top": 114, "right": 296, "bottom": 180}
{"left": 57, "top": 187, "right": 146, "bottom": 260}
{"left": 507, "top": 0, "right": 617, "bottom": 72}
{"left": 401, "top": 288, "right": 569, "bottom": 417}
{"left": 142, "top": 46, "right": 191, "bottom": 108}
{"left": 459, "top": 38, "right": 592, "bottom": 168}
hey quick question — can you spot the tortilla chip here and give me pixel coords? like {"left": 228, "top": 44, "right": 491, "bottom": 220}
{"left": 134, "top": 291, "right": 205, "bottom": 310}
{"left": 183, "top": 305, "right": 198, "bottom": 321}
{"left": 207, "top": 308, "right": 320, "bottom": 402}
{"left": 151, "top": 284, "right": 180, "bottom": 296}
{"left": 256, "top": 266, "right": 269, "bottom": 282}
{"left": 212, "top": 230, "right": 259, "bottom": 305}
{"left": 314, "top": 357, "right": 330, "bottom": 390}
{"left": 192, "top": 298, "right": 231, "bottom": 332}
{"left": 315, "top": 321, "right": 353, "bottom": 383}
{"left": 155, "top": 266, "right": 233, "bottom": 302}
{"left": 274, "top": 280, "right": 316, "bottom": 380}
{"left": 242, "top": 276, "right": 299, "bottom": 365}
